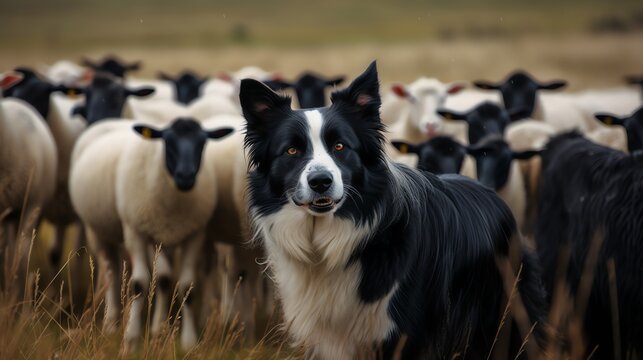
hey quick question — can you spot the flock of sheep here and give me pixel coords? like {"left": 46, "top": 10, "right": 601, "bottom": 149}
{"left": 1, "top": 55, "right": 642, "bottom": 355}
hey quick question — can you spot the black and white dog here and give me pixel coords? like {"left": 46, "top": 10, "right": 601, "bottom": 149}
{"left": 240, "top": 62, "right": 546, "bottom": 359}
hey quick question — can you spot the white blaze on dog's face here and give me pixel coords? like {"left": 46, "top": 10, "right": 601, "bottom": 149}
{"left": 293, "top": 110, "right": 345, "bottom": 216}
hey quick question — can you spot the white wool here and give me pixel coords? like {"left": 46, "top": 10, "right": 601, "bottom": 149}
{"left": 0, "top": 98, "right": 57, "bottom": 217}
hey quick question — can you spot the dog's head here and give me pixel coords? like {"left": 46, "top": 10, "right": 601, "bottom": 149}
{"left": 240, "top": 61, "right": 385, "bottom": 217}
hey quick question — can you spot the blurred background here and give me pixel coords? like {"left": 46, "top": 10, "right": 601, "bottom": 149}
{"left": 1, "top": 0, "right": 642, "bottom": 88}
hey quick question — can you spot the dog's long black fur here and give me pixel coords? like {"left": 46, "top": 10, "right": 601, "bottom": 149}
{"left": 242, "top": 61, "right": 547, "bottom": 359}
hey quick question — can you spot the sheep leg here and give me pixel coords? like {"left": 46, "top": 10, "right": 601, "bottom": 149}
{"left": 101, "top": 238, "right": 122, "bottom": 332}
{"left": 148, "top": 244, "right": 172, "bottom": 335}
{"left": 198, "top": 240, "right": 218, "bottom": 330}
{"left": 123, "top": 225, "right": 150, "bottom": 347}
{"left": 177, "top": 232, "right": 205, "bottom": 350}
{"left": 234, "top": 247, "right": 259, "bottom": 342}
{"left": 49, "top": 225, "right": 65, "bottom": 268}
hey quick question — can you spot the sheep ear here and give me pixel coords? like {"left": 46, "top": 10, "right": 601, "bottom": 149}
{"left": 508, "top": 107, "right": 531, "bottom": 122}
{"left": 391, "top": 83, "right": 409, "bottom": 98}
{"left": 473, "top": 80, "right": 500, "bottom": 90}
{"left": 446, "top": 82, "right": 466, "bottom": 95}
{"left": 326, "top": 76, "right": 345, "bottom": 87}
{"left": 0, "top": 72, "right": 24, "bottom": 90}
{"left": 391, "top": 141, "right": 418, "bottom": 155}
{"left": 512, "top": 150, "right": 540, "bottom": 160}
{"left": 81, "top": 57, "right": 99, "bottom": 70}
{"left": 71, "top": 105, "right": 87, "bottom": 118}
{"left": 125, "top": 61, "right": 142, "bottom": 72}
{"left": 625, "top": 76, "right": 643, "bottom": 85}
{"left": 127, "top": 87, "right": 155, "bottom": 98}
{"left": 537, "top": 80, "right": 567, "bottom": 90}
{"left": 594, "top": 113, "right": 625, "bottom": 127}
{"left": 263, "top": 79, "right": 293, "bottom": 91}
{"left": 158, "top": 72, "right": 174, "bottom": 82}
{"left": 330, "top": 60, "right": 381, "bottom": 118}
{"left": 198, "top": 77, "right": 210, "bottom": 87}
{"left": 206, "top": 127, "right": 234, "bottom": 140}
{"left": 437, "top": 109, "right": 467, "bottom": 122}
{"left": 52, "top": 85, "right": 84, "bottom": 98}
{"left": 133, "top": 124, "right": 163, "bottom": 139}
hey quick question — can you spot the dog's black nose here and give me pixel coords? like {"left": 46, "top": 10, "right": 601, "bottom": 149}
{"left": 308, "top": 171, "right": 333, "bottom": 193}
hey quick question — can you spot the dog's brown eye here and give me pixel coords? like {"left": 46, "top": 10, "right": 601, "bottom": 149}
{"left": 334, "top": 143, "right": 345, "bottom": 151}
{"left": 287, "top": 147, "right": 298, "bottom": 155}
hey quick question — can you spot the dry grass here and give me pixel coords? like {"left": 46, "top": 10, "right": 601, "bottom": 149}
{"left": 0, "top": 211, "right": 628, "bottom": 359}
{"left": 0, "top": 218, "right": 297, "bottom": 360}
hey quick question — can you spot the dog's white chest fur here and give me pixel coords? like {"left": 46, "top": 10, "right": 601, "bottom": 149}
{"left": 254, "top": 205, "right": 397, "bottom": 359}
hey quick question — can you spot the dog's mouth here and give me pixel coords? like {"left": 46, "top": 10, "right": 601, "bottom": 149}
{"left": 294, "top": 196, "right": 342, "bottom": 214}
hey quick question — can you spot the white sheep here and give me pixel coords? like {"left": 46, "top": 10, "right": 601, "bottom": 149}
{"left": 202, "top": 114, "right": 270, "bottom": 340}
{"left": 382, "top": 78, "right": 469, "bottom": 169}
{"left": 505, "top": 120, "right": 556, "bottom": 233}
{"left": 44, "top": 71, "right": 153, "bottom": 266}
{"left": 383, "top": 78, "right": 467, "bottom": 143}
{"left": 40, "top": 60, "right": 88, "bottom": 86}
{"left": 125, "top": 93, "right": 239, "bottom": 125}
{"left": 116, "top": 119, "right": 232, "bottom": 350}
{"left": 0, "top": 80, "right": 57, "bottom": 284}
{"left": 69, "top": 120, "right": 137, "bottom": 331}
{"left": 2, "top": 68, "right": 85, "bottom": 265}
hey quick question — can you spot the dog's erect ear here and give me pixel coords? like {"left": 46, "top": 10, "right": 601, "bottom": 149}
{"left": 330, "top": 61, "right": 381, "bottom": 119}
{"left": 239, "top": 79, "right": 292, "bottom": 127}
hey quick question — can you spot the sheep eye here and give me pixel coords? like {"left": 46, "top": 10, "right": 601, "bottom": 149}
{"left": 334, "top": 143, "right": 345, "bottom": 151}
{"left": 286, "top": 147, "right": 298, "bottom": 155}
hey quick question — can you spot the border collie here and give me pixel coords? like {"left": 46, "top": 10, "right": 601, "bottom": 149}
{"left": 240, "top": 62, "right": 546, "bottom": 359}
